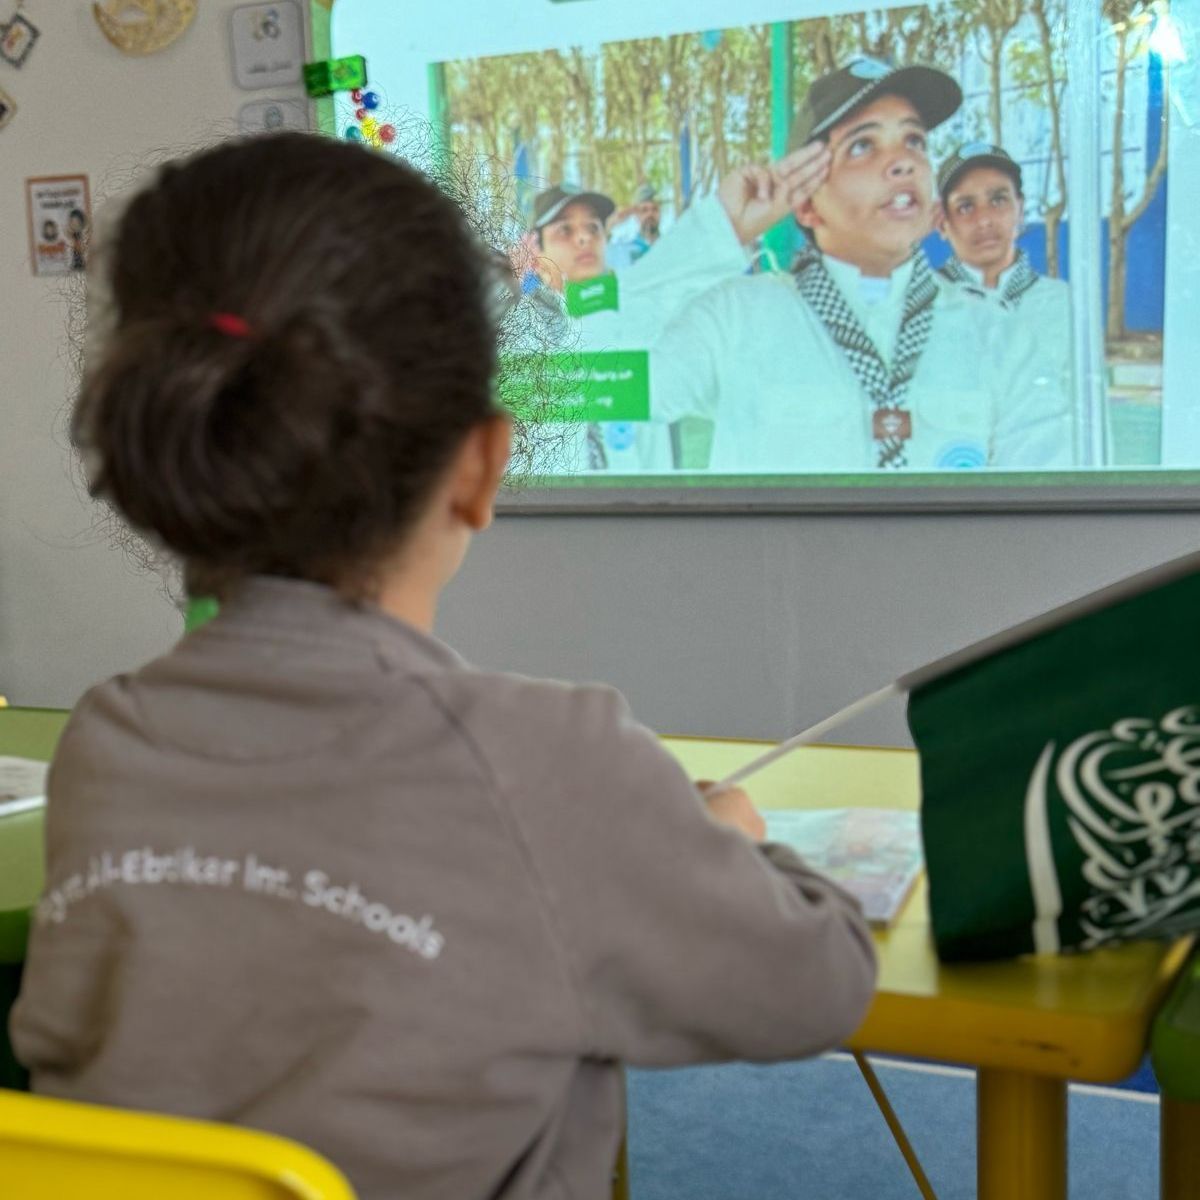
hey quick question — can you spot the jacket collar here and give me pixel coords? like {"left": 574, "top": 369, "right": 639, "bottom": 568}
{"left": 203, "top": 576, "right": 466, "bottom": 676}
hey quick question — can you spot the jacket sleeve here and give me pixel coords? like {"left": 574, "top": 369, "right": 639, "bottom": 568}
{"left": 618, "top": 194, "right": 748, "bottom": 331}
{"left": 645, "top": 284, "right": 730, "bottom": 426}
{"left": 465, "top": 682, "right": 877, "bottom": 1067}
{"left": 615, "top": 197, "right": 747, "bottom": 429}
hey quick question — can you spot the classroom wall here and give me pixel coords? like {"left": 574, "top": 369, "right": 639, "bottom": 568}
{"left": 440, "top": 513, "right": 1199, "bottom": 746}
{"left": 0, "top": 1, "right": 298, "bottom": 706}
{"left": 2, "top": 6, "right": 1197, "bottom": 747}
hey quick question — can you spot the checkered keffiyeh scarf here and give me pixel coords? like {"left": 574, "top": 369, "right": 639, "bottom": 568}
{"left": 586, "top": 423, "right": 607, "bottom": 470}
{"left": 939, "top": 249, "right": 1040, "bottom": 309}
{"left": 793, "top": 246, "right": 937, "bottom": 469}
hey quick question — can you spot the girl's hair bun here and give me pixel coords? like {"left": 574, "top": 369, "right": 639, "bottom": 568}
{"left": 73, "top": 133, "right": 501, "bottom": 595}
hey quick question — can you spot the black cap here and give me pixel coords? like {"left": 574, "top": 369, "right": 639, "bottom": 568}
{"left": 531, "top": 183, "right": 615, "bottom": 230}
{"left": 788, "top": 56, "right": 962, "bottom": 152}
{"left": 937, "top": 141, "right": 1023, "bottom": 200}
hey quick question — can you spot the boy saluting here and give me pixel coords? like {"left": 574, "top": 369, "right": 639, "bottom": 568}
{"left": 521, "top": 139, "right": 834, "bottom": 473}
{"left": 651, "top": 58, "right": 1075, "bottom": 473}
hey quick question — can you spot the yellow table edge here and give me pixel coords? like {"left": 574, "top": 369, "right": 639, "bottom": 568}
{"left": 4, "top": 712, "right": 1193, "bottom": 1083}
{"left": 661, "top": 733, "right": 1193, "bottom": 1084}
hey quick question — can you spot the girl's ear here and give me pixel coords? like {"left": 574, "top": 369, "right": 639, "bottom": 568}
{"left": 932, "top": 199, "right": 947, "bottom": 237}
{"left": 451, "top": 414, "right": 512, "bottom": 532}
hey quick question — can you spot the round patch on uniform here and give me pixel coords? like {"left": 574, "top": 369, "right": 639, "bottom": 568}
{"left": 935, "top": 441, "right": 987, "bottom": 469}
{"left": 605, "top": 422, "right": 637, "bottom": 451}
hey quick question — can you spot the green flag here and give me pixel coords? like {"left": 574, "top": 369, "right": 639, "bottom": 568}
{"left": 907, "top": 551, "right": 1200, "bottom": 962}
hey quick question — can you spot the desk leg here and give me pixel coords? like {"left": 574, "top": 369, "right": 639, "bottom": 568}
{"left": 1161, "top": 1096, "right": 1200, "bottom": 1200}
{"left": 976, "top": 1068, "right": 1067, "bottom": 1200}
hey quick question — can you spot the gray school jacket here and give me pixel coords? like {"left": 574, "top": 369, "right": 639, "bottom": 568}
{"left": 11, "top": 577, "right": 876, "bottom": 1200}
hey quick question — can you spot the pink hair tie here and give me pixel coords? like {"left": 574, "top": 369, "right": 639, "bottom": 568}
{"left": 208, "top": 312, "right": 255, "bottom": 339}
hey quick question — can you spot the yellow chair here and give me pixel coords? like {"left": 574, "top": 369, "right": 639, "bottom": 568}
{"left": 0, "top": 1087, "right": 357, "bottom": 1199}
{"left": 0, "top": 1086, "right": 631, "bottom": 1200}
{"left": 0, "top": 705, "right": 631, "bottom": 1199}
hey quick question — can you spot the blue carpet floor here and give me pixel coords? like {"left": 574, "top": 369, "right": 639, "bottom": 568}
{"left": 626, "top": 1054, "right": 1159, "bottom": 1199}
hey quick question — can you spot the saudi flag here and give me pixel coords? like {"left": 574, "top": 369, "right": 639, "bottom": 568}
{"left": 714, "top": 550, "right": 1200, "bottom": 963}
{"left": 906, "top": 551, "right": 1200, "bottom": 962}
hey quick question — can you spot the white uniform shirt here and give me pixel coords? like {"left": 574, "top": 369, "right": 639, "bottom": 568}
{"left": 952, "top": 258, "right": 1073, "bottom": 418}
{"left": 822, "top": 253, "right": 913, "bottom": 368}
{"left": 535, "top": 195, "right": 749, "bottom": 474}
{"left": 650, "top": 252, "right": 1076, "bottom": 473}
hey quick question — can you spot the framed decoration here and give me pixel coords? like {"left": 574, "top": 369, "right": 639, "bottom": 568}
{"left": 231, "top": 1, "right": 304, "bottom": 89}
{"left": 237, "top": 96, "right": 309, "bottom": 134}
{"left": 0, "top": 86, "right": 15, "bottom": 129}
{"left": 26, "top": 175, "right": 92, "bottom": 278}
{"left": 93, "top": 0, "right": 197, "bottom": 56}
{"left": 0, "top": 13, "right": 39, "bottom": 67}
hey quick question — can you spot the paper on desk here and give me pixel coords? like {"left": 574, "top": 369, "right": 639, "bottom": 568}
{"left": 0, "top": 756, "right": 48, "bottom": 815}
{"left": 764, "top": 807, "right": 923, "bottom": 925}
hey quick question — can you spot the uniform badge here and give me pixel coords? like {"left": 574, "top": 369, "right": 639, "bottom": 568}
{"left": 872, "top": 407, "right": 912, "bottom": 441}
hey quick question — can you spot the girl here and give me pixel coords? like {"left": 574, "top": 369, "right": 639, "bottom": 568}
{"left": 11, "top": 133, "right": 875, "bottom": 1200}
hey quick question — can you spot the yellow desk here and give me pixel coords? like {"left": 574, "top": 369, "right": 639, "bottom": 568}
{"left": 2, "top": 711, "right": 1190, "bottom": 1197}
{"left": 663, "top": 735, "right": 1192, "bottom": 1200}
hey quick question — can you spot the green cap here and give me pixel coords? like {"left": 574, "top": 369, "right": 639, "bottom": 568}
{"left": 788, "top": 56, "right": 962, "bottom": 152}
{"left": 531, "top": 183, "right": 616, "bottom": 230}
{"left": 937, "top": 141, "right": 1023, "bottom": 200}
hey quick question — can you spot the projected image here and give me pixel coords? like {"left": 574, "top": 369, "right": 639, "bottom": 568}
{"left": 332, "top": 1, "right": 1181, "bottom": 483}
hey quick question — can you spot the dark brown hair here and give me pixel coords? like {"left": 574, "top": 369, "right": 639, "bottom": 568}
{"left": 73, "top": 132, "right": 501, "bottom": 598}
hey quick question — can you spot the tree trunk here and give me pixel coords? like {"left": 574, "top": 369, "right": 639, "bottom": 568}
{"left": 811, "top": 19, "right": 837, "bottom": 75}
{"left": 549, "top": 128, "right": 564, "bottom": 184}
{"left": 711, "top": 50, "right": 728, "bottom": 179}
{"left": 1106, "top": 21, "right": 1129, "bottom": 341}
{"left": 665, "top": 37, "right": 690, "bottom": 208}
{"left": 559, "top": 48, "right": 600, "bottom": 191}
{"left": 1031, "top": 0, "right": 1066, "bottom": 276}
{"left": 988, "top": 31, "right": 1004, "bottom": 143}
{"left": 901, "top": 10, "right": 931, "bottom": 64}
{"left": 637, "top": 104, "right": 648, "bottom": 189}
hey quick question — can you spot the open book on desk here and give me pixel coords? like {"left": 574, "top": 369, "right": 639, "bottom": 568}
{"left": 0, "top": 756, "right": 47, "bottom": 818}
{"left": 763, "top": 807, "right": 924, "bottom": 927}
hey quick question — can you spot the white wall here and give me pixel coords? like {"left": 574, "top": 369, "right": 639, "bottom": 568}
{"left": 3, "top": 5, "right": 1197, "bottom": 749}
{"left": 1, "top": 1, "right": 304, "bottom": 705}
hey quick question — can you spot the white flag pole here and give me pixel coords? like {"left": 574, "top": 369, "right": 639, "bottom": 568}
{"left": 707, "top": 549, "right": 1200, "bottom": 796}
{"left": 706, "top": 682, "right": 901, "bottom": 794}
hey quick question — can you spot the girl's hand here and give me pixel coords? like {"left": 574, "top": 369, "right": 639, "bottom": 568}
{"left": 696, "top": 780, "right": 766, "bottom": 841}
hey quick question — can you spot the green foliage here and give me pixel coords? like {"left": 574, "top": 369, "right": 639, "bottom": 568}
{"left": 440, "top": 26, "right": 776, "bottom": 213}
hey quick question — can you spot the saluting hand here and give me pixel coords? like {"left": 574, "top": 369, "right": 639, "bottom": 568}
{"left": 717, "top": 141, "right": 831, "bottom": 245}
